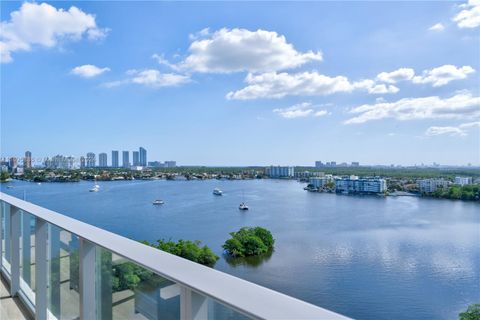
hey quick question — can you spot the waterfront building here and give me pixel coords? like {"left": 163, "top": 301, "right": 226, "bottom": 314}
{"left": 417, "top": 179, "right": 449, "bottom": 193}
{"left": 139, "top": 147, "right": 147, "bottom": 166}
{"left": 46, "top": 155, "right": 75, "bottom": 169}
{"left": 122, "top": 151, "right": 130, "bottom": 168}
{"left": 148, "top": 161, "right": 163, "bottom": 167}
{"left": 86, "top": 152, "right": 96, "bottom": 168}
{"left": 80, "top": 156, "right": 86, "bottom": 169}
{"left": 295, "top": 171, "right": 325, "bottom": 179}
{"left": 133, "top": 151, "right": 139, "bottom": 166}
{"left": 9, "top": 157, "right": 18, "bottom": 171}
{"left": 266, "top": 166, "right": 294, "bottom": 178}
{"left": 24, "top": 151, "right": 32, "bottom": 169}
{"left": 335, "top": 177, "right": 387, "bottom": 194}
{"left": 99, "top": 153, "right": 108, "bottom": 167}
{"left": 454, "top": 177, "right": 473, "bottom": 185}
{"left": 112, "top": 150, "right": 119, "bottom": 168}
{"left": 309, "top": 176, "right": 334, "bottom": 189}
{"left": 164, "top": 161, "right": 176, "bottom": 168}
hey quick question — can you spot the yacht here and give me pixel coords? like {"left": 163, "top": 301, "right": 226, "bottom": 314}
{"left": 213, "top": 188, "right": 223, "bottom": 196}
{"left": 153, "top": 199, "right": 164, "bottom": 205}
{"left": 238, "top": 202, "right": 249, "bottom": 210}
{"left": 89, "top": 183, "right": 100, "bottom": 192}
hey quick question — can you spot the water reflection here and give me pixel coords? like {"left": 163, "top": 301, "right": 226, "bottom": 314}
{"left": 224, "top": 250, "right": 273, "bottom": 268}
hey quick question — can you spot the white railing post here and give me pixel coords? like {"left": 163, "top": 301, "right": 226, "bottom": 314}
{"left": 180, "top": 286, "right": 208, "bottom": 320}
{"left": 10, "top": 206, "right": 21, "bottom": 296}
{"left": 35, "top": 218, "right": 48, "bottom": 320}
{"left": 79, "top": 238, "right": 97, "bottom": 320}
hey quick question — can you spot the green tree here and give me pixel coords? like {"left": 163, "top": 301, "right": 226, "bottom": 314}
{"left": 459, "top": 304, "right": 480, "bottom": 320}
{"left": 223, "top": 227, "right": 275, "bottom": 258}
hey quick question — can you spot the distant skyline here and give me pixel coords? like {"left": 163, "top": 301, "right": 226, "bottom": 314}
{"left": 1, "top": 1, "right": 479, "bottom": 166}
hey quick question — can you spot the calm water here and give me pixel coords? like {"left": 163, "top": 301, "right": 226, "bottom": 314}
{"left": 2, "top": 179, "right": 479, "bottom": 320}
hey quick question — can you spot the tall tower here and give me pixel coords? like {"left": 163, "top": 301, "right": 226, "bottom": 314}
{"left": 139, "top": 147, "right": 147, "bottom": 167}
{"left": 112, "top": 150, "right": 119, "bottom": 168}
{"left": 24, "top": 151, "right": 32, "bottom": 169}
{"left": 86, "top": 153, "right": 96, "bottom": 168}
{"left": 122, "top": 151, "right": 130, "bottom": 168}
{"left": 133, "top": 151, "right": 139, "bottom": 166}
{"left": 99, "top": 153, "right": 108, "bottom": 167}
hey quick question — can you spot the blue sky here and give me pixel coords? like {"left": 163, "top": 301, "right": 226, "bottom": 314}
{"left": 1, "top": 1, "right": 479, "bottom": 166}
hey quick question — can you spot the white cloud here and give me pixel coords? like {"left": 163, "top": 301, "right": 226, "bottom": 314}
{"left": 453, "top": 0, "right": 480, "bottom": 29}
{"left": 103, "top": 69, "right": 190, "bottom": 88}
{"left": 353, "top": 80, "right": 400, "bottom": 94}
{"left": 314, "top": 110, "right": 329, "bottom": 117}
{"left": 178, "top": 28, "right": 322, "bottom": 73}
{"left": 227, "top": 71, "right": 399, "bottom": 100}
{"left": 0, "top": 2, "right": 108, "bottom": 63}
{"left": 71, "top": 64, "right": 110, "bottom": 78}
{"left": 376, "top": 68, "right": 415, "bottom": 84}
{"left": 345, "top": 91, "right": 480, "bottom": 124}
{"left": 273, "top": 102, "right": 330, "bottom": 119}
{"left": 429, "top": 23, "right": 445, "bottom": 31}
{"left": 425, "top": 122, "right": 480, "bottom": 137}
{"left": 151, "top": 53, "right": 179, "bottom": 71}
{"left": 412, "top": 65, "right": 475, "bottom": 87}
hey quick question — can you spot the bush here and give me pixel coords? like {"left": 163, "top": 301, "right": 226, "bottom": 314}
{"left": 223, "top": 227, "right": 275, "bottom": 258}
{"left": 145, "top": 239, "right": 219, "bottom": 267}
{"left": 459, "top": 304, "right": 480, "bottom": 320}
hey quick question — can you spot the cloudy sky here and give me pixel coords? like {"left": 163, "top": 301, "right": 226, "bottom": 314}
{"left": 1, "top": 1, "right": 479, "bottom": 166}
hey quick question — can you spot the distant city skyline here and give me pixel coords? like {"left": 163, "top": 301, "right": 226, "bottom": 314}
{"left": 1, "top": 2, "right": 479, "bottom": 166}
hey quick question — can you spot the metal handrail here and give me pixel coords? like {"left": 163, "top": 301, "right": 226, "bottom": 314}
{"left": 0, "top": 192, "right": 349, "bottom": 320}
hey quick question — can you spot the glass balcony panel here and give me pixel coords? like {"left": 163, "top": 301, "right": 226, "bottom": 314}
{"left": 47, "top": 224, "right": 80, "bottom": 320}
{"left": 2, "top": 202, "right": 11, "bottom": 273}
{"left": 96, "top": 247, "right": 180, "bottom": 320}
{"left": 19, "top": 211, "right": 36, "bottom": 304}
{"left": 208, "top": 299, "right": 251, "bottom": 320}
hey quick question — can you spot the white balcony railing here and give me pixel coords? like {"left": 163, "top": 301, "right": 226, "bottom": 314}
{"left": 0, "top": 191, "right": 350, "bottom": 320}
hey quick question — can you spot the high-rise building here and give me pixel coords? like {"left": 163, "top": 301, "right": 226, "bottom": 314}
{"left": 265, "top": 166, "right": 294, "bottom": 178}
{"left": 164, "top": 161, "right": 176, "bottom": 168}
{"left": 99, "top": 153, "right": 108, "bottom": 167}
{"left": 417, "top": 179, "right": 449, "bottom": 193}
{"left": 122, "top": 151, "right": 130, "bottom": 168}
{"left": 80, "top": 156, "right": 86, "bottom": 169}
{"left": 86, "top": 153, "right": 96, "bottom": 168}
{"left": 112, "top": 150, "right": 119, "bottom": 168}
{"left": 133, "top": 151, "right": 139, "bottom": 166}
{"left": 315, "top": 161, "right": 324, "bottom": 168}
{"left": 139, "top": 147, "right": 147, "bottom": 166}
{"left": 24, "top": 151, "right": 32, "bottom": 169}
{"left": 351, "top": 162, "right": 360, "bottom": 167}
{"left": 9, "top": 157, "right": 18, "bottom": 171}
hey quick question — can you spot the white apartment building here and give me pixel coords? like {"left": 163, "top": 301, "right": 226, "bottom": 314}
{"left": 454, "top": 177, "right": 473, "bottom": 185}
{"left": 266, "top": 166, "right": 295, "bottom": 178}
{"left": 417, "top": 179, "right": 449, "bottom": 193}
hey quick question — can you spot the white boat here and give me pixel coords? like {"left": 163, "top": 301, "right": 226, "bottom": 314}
{"left": 89, "top": 186, "right": 99, "bottom": 192}
{"left": 7, "top": 185, "right": 13, "bottom": 189}
{"left": 153, "top": 199, "right": 164, "bottom": 205}
{"left": 239, "top": 202, "right": 249, "bottom": 210}
{"left": 213, "top": 188, "right": 223, "bottom": 196}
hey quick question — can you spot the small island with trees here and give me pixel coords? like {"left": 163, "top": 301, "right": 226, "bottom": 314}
{"left": 223, "top": 227, "right": 275, "bottom": 257}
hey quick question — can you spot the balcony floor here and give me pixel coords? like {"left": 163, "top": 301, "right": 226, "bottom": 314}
{"left": 0, "top": 274, "right": 32, "bottom": 320}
